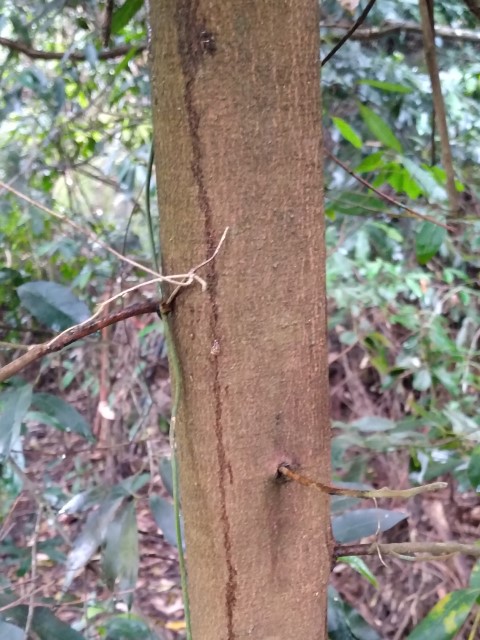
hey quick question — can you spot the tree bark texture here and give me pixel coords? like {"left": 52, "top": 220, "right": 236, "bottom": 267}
{"left": 149, "top": 2, "right": 332, "bottom": 638}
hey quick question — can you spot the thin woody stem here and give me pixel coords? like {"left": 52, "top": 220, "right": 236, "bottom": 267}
{"left": 335, "top": 541, "right": 480, "bottom": 560}
{"left": 327, "top": 151, "right": 451, "bottom": 231}
{"left": 277, "top": 465, "right": 447, "bottom": 499}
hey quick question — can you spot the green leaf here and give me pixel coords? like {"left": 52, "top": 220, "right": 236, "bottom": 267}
{"left": 150, "top": 495, "right": 184, "bottom": 548}
{"left": 332, "top": 509, "right": 407, "bottom": 543}
{"left": 470, "top": 561, "right": 480, "bottom": 589}
{"left": 64, "top": 498, "right": 123, "bottom": 591}
{"left": 328, "top": 588, "right": 357, "bottom": 640}
{"left": 17, "top": 281, "right": 90, "bottom": 331}
{"left": 332, "top": 117, "right": 363, "bottom": 149}
{"left": 358, "top": 104, "right": 403, "bottom": 153}
{"left": 443, "top": 408, "right": 479, "bottom": 440}
{"left": 0, "top": 594, "right": 86, "bottom": 639}
{"left": 369, "top": 221, "right": 403, "bottom": 242}
{"left": 118, "top": 473, "right": 150, "bottom": 496}
{"left": 415, "top": 222, "right": 446, "bottom": 265}
{"left": 344, "top": 606, "right": 381, "bottom": 640}
{"left": 0, "top": 621, "right": 24, "bottom": 640}
{"left": 413, "top": 369, "right": 432, "bottom": 392}
{"left": 358, "top": 79, "right": 412, "bottom": 93}
{"left": 351, "top": 416, "right": 396, "bottom": 432}
{"left": 30, "top": 393, "right": 93, "bottom": 441}
{"left": 59, "top": 475, "right": 148, "bottom": 520}
{"left": 113, "top": 46, "right": 141, "bottom": 77}
{"left": 159, "top": 457, "right": 174, "bottom": 497}
{"left": 59, "top": 486, "right": 112, "bottom": 515}
{"left": 407, "top": 589, "right": 480, "bottom": 639}
{"left": 468, "top": 446, "right": 480, "bottom": 491}
{"left": 111, "top": 0, "right": 144, "bottom": 34}
{"left": 337, "top": 556, "right": 379, "bottom": 587}
{"left": 0, "top": 267, "right": 24, "bottom": 287}
{"left": 401, "top": 157, "right": 447, "bottom": 202}
{"left": 10, "top": 15, "right": 32, "bottom": 45}
{"left": 105, "top": 615, "right": 161, "bottom": 640}
{"left": 328, "top": 587, "right": 381, "bottom": 640}
{"left": 0, "top": 385, "right": 32, "bottom": 459}
{"left": 432, "top": 367, "right": 460, "bottom": 396}
{"left": 430, "top": 166, "right": 464, "bottom": 192}
{"left": 31, "top": 608, "right": 88, "bottom": 639}
{"left": 327, "top": 192, "right": 386, "bottom": 217}
{"left": 355, "top": 151, "right": 385, "bottom": 173}
{"left": 429, "top": 320, "right": 456, "bottom": 354}
{"left": 102, "top": 500, "right": 139, "bottom": 608}
{"left": 51, "top": 77, "right": 66, "bottom": 114}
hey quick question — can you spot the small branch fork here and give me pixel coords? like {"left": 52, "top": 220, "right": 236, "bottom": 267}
{"left": 0, "top": 228, "right": 229, "bottom": 384}
{"left": 0, "top": 300, "right": 159, "bottom": 383}
{"left": 278, "top": 466, "right": 480, "bottom": 562}
{"left": 321, "top": 0, "right": 377, "bottom": 67}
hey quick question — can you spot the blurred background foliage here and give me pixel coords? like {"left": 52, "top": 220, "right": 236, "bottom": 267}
{"left": 1, "top": 0, "right": 480, "bottom": 638}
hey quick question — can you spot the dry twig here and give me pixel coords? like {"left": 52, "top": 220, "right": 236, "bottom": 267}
{"left": 327, "top": 151, "right": 451, "bottom": 230}
{"left": 0, "top": 37, "right": 145, "bottom": 61}
{"left": 278, "top": 465, "right": 447, "bottom": 498}
{"left": 322, "top": 0, "right": 377, "bottom": 67}
{"left": 335, "top": 541, "right": 480, "bottom": 560}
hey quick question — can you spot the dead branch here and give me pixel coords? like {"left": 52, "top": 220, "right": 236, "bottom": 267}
{"left": 320, "top": 21, "right": 480, "bottom": 43}
{"left": 0, "top": 37, "right": 146, "bottom": 61}
{"left": 278, "top": 465, "right": 447, "bottom": 498}
{"left": 0, "top": 299, "right": 161, "bottom": 384}
{"left": 335, "top": 541, "right": 480, "bottom": 560}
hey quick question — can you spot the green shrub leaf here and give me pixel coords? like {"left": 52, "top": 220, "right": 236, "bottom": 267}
{"left": 337, "top": 556, "right": 379, "bottom": 587}
{"left": 150, "top": 495, "right": 184, "bottom": 548}
{"left": 328, "top": 587, "right": 381, "bottom": 640}
{"left": 467, "top": 446, "right": 480, "bottom": 490}
{"left": 358, "top": 79, "right": 412, "bottom": 93}
{"left": 111, "top": 0, "right": 144, "bottom": 34}
{"left": 358, "top": 104, "right": 403, "bottom": 152}
{"left": 332, "top": 508, "right": 407, "bottom": 543}
{"left": 64, "top": 498, "right": 123, "bottom": 591}
{"left": 407, "top": 588, "right": 480, "bottom": 639}
{"left": 0, "top": 594, "right": 86, "bottom": 639}
{"left": 159, "top": 457, "right": 174, "bottom": 497}
{"left": 0, "top": 385, "right": 32, "bottom": 460}
{"left": 30, "top": 393, "right": 93, "bottom": 441}
{"left": 17, "top": 281, "right": 90, "bottom": 331}
{"left": 332, "top": 117, "right": 363, "bottom": 149}
{"left": 102, "top": 500, "right": 139, "bottom": 608}
{"left": 351, "top": 416, "right": 396, "bottom": 432}
{"left": 415, "top": 222, "right": 446, "bottom": 265}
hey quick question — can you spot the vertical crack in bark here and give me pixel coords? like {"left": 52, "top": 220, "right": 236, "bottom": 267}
{"left": 175, "top": 3, "right": 237, "bottom": 637}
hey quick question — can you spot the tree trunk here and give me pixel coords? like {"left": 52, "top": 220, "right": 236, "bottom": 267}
{"left": 149, "top": 2, "right": 332, "bottom": 638}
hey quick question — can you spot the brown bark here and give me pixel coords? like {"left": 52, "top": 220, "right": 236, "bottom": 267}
{"left": 149, "top": 2, "right": 332, "bottom": 638}
{"left": 419, "top": 0, "right": 460, "bottom": 217}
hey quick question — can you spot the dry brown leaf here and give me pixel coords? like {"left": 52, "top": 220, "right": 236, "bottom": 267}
{"left": 337, "top": 0, "right": 360, "bottom": 13}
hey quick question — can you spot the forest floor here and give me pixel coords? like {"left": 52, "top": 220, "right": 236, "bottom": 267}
{"left": 2, "top": 311, "right": 479, "bottom": 639}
